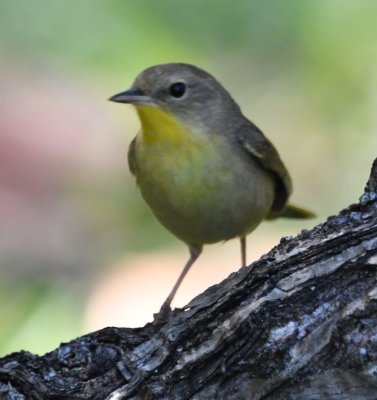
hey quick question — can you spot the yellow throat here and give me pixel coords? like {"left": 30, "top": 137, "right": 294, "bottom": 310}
{"left": 136, "top": 105, "right": 197, "bottom": 144}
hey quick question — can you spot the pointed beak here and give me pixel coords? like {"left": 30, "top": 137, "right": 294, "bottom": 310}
{"left": 108, "top": 88, "right": 153, "bottom": 105}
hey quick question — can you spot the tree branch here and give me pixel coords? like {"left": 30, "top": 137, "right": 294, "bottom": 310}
{"left": 1, "top": 158, "right": 377, "bottom": 400}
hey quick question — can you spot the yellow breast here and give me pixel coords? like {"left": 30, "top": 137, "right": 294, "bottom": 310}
{"left": 135, "top": 105, "right": 222, "bottom": 184}
{"left": 132, "top": 104, "right": 274, "bottom": 245}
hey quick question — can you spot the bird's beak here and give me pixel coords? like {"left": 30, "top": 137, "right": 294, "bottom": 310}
{"left": 108, "top": 88, "right": 153, "bottom": 105}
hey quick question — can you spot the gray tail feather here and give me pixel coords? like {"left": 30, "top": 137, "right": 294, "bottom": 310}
{"left": 267, "top": 204, "right": 316, "bottom": 220}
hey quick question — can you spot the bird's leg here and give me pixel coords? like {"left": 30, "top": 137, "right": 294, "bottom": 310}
{"left": 159, "top": 245, "right": 202, "bottom": 315}
{"left": 240, "top": 236, "right": 246, "bottom": 267}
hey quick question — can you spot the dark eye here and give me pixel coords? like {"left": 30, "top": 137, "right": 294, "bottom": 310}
{"left": 169, "top": 82, "right": 186, "bottom": 98}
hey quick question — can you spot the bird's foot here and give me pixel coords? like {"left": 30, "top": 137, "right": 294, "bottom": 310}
{"left": 153, "top": 302, "right": 172, "bottom": 323}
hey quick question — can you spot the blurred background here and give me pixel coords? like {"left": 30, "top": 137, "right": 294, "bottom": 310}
{"left": 0, "top": 0, "right": 376, "bottom": 355}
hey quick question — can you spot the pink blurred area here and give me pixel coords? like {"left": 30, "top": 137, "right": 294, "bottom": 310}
{"left": 84, "top": 232, "right": 283, "bottom": 329}
{"left": 0, "top": 60, "right": 124, "bottom": 278}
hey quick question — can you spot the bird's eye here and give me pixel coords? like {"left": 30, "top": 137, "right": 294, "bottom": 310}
{"left": 169, "top": 82, "right": 186, "bottom": 98}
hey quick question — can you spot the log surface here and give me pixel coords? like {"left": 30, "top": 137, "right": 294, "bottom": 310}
{"left": 1, "top": 158, "right": 377, "bottom": 400}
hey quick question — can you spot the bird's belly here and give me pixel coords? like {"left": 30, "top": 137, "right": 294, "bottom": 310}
{"left": 135, "top": 138, "right": 274, "bottom": 246}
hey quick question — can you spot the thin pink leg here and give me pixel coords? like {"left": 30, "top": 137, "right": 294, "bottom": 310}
{"left": 240, "top": 237, "right": 246, "bottom": 267}
{"left": 159, "top": 246, "right": 202, "bottom": 314}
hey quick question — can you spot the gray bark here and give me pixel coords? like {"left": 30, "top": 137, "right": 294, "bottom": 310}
{"left": 1, "top": 158, "right": 377, "bottom": 400}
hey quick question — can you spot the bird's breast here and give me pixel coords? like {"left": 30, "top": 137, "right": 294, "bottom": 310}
{"left": 135, "top": 125, "right": 227, "bottom": 203}
{"left": 132, "top": 107, "right": 275, "bottom": 245}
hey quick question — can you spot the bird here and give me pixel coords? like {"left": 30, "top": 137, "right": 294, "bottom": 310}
{"left": 109, "top": 63, "right": 314, "bottom": 314}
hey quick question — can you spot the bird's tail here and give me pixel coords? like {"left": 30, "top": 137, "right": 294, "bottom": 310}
{"left": 267, "top": 204, "right": 316, "bottom": 220}
{"left": 281, "top": 204, "right": 315, "bottom": 219}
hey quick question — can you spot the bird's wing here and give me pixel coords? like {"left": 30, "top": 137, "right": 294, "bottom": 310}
{"left": 127, "top": 136, "right": 137, "bottom": 176}
{"left": 237, "top": 120, "right": 292, "bottom": 214}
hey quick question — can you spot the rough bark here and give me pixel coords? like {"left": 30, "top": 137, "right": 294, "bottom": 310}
{"left": 1, "top": 158, "right": 377, "bottom": 400}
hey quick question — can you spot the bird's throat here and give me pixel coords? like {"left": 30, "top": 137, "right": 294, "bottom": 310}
{"left": 136, "top": 105, "right": 194, "bottom": 145}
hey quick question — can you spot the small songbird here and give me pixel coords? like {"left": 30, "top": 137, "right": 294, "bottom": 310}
{"left": 110, "top": 63, "right": 314, "bottom": 314}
